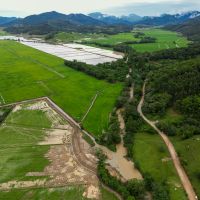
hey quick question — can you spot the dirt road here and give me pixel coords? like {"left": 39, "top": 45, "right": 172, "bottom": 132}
{"left": 137, "top": 81, "right": 198, "bottom": 200}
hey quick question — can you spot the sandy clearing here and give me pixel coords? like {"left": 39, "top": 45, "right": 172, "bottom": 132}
{"left": 83, "top": 185, "right": 100, "bottom": 199}
{"left": 38, "top": 129, "right": 72, "bottom": 145}
{"left": 0, "top": 180, "right": 46, "bottom": 190}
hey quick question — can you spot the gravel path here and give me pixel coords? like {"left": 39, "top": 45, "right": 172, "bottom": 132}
{"left": 137, "top": 81, "right": 198, "bottom": 200}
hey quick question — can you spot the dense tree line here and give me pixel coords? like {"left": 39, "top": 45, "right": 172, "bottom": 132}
{"left": 147, "top": 43, "right": 200, "bottom": 60}
{"left": 96, "top": 150, "right": 146, "bottom": 200}
{"left": 98, "top": 111, "right": 121, "bottom": 151}
{"left": 97, "top": 150, "right": 170, "bottom": 200}
{"left": 64, "top": 59, "right": 128, "bottom": 83}
{"left": 140, "top": 46, "right": 200, "bottom": 139}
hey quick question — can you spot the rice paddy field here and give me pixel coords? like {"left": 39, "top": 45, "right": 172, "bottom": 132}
{"left": 83, "top": 28, "right": 189, "bottom": 52}
{"left": 0, "top": 40, "right": 122, "bottom": 136}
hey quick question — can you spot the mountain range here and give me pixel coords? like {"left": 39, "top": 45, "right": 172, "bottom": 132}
{"left": 88, "top": 12, "right": 142, "bottom": 25}
{"left": 165, "top": 15, "right": 200, "bottom": 41}
{"left": 0, "top": 10, "right": 200, "bottom": 35}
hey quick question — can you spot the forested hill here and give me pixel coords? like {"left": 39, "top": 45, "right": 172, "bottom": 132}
{"left": 140, "top": 43, "right": 200, "bottom": 139}
{"left": 165, "top": 16, "right": 200, "bottom": 41}
{"left": 3, "top": 11, "right": 133, "bottom": 35}
{"left": 0, "top": 17, "right": 16, "bottom": 25}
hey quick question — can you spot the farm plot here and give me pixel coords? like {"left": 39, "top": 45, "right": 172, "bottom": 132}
{"left": 0, "top": 40, "right": 122, "bottom": 135}
{"left": 131, "top": 28, "right": 188, "bottom": 52}
{"left": 0, "top": 100, "right": 100, "bottom": 199}
{"left": 87, "top": 28, "right": 188, "bottom": 52}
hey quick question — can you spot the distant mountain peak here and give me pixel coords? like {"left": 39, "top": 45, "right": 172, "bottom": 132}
{"left": 88, "top": 12, "right": 141, "bottom": 25}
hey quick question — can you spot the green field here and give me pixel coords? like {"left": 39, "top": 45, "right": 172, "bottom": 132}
{"left": 85, "top": 28, "right": 188, "bottom": 52}
{"left": 0, "top": 187, "right": 87, "bottom": 200}
{"left": 133, "top": 130, "right": 187, "bottom": 200}
{"left": 132, "top": 29, "right": 188, "bottom": 52}
{"left": 0, "top": 186, "right": 119, "bottom": 200}
{"left": 0, "top": 40, "right": 122, "bottom": 135}
{"left": 0, "top": 30, "right": 7, "bottom": 36}
{"left": 0, "top": 103, "right": 118, "bottom": 200}
{"left": 171, "top": 136, "right": 200, "bottom": 198}
{"left": 53, "top": 32, "right": 105, "bottom": 43}
{"left": 0, "top": 108, "right": 51, "bottom": 183}
{"left": 87, "top": 32, "right": 140, "bottom": 45}
{"left": 158, "top": 109, "right": 200, "bottom": 198}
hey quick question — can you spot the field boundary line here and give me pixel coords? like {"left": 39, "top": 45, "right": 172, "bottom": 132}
{"left": 0, "top": 94, "right": 5, "bottom": 104}
{"left": 27, "top": 57, "right": 65, "bottom": 78}
{"left": 80, "top": 92, "right": 99, "bottom": 123}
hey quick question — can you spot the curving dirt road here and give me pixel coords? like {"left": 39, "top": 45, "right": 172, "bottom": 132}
{"left": 137, "top": 81, "right": 198, "bottom": 200}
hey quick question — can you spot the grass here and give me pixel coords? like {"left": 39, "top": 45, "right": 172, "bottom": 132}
{"left": 133, "top": 130, "right": 187, "bottom": 200}
{"left": 0, "top": 103, "right": 119, "bottom": 200}
{"left": 0, "top": 107, "right": 51, "bottom": 183}
{"left": 171, "top": 136, "right": 200, "bottom": 198}
{"left": 101, "top": 187, "right": 119, "bottom": 200}
{"left": 132, "top": 28, "right": 188, "bottom": 52}
{"left": 88, "top": 32, "right": 139, "bottom": 46}
{"left": 87, "top": 28, "right": 188, "bottom": 52}
{"left": 54, "top": 32, "right": 105, "bottom": 43}
{"left": 82, "top": 133, "right": 95, "bottom": 147}
{"left": 0, "top": 186, "right": 119, "bottom": 200}
{"left": 0, "top": 40, "right": 122, "bottom": 136}
{"left": 0, "top": 186, "right": 87, "bottom": 200}
{"left": 0, "top": 30, "right": 7, "bottom": 36}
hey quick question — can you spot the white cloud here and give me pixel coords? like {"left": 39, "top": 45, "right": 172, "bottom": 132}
{"left": 0, "top": 0, "right": 199, "bottom": 17}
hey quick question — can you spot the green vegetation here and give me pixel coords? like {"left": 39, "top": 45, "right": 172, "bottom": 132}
{"left": 131, "top": 29, "right": 188, "bottom": 52}
{"left": 97, "top": 151, "right": 146, "bottom": 200}
{"left": 0, "top": 186, "right": 120, "bottom": 200}
{"left": 0, "top": 186, "right": 87, "bottom": 200}
{"left": 87, "top": 32, "right": 140, "bottom": 46}
{"left": 133, "top": 132, "right": 187, "bottom": 200}
{"left": 130, "top": 42, "right": 200, "bottom": 199}
{"left": 101, "top": 187, "right": 119, "bottom": 200}
{"left": 165, "top": 16, "right": 200, "bottom": 42}
{"left": 82, "top": 133, "right": 95, "bottom": 147}
{"left": 0, "top": 107, "right": 50, "bottom": 183}
{"left": 0, "top": 40, "right": 122, "bottom": 135}
{"left": 82, "top": 28, "right": 188, "bottom": 52}
{"left": 0, "top": 30, "right": 7, "bottom": 36}
{"left": 172, "top": 136, "right": 200, "bottom": 198}
{"left": 52, "top": 32, "right": 105, "bottom": 43}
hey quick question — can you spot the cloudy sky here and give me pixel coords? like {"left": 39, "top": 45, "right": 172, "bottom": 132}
{"left": 0, "top": 0, "right": 199, "bottom": 17}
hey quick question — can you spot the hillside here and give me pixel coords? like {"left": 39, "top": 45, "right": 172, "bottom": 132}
{"left": 135, "top": 11, "right": 200, "bottom": 26}
{"left": 3, "top": 11, "right": 133, "bottom": 35}
{"left": 88, "top": 12, "right": 141, "bottom": 25}
{"left": 0, "top": 16, "right": 16, "bottom": 25}
{"left": 165, "top": 16, "right": 200, "bottom": 41}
